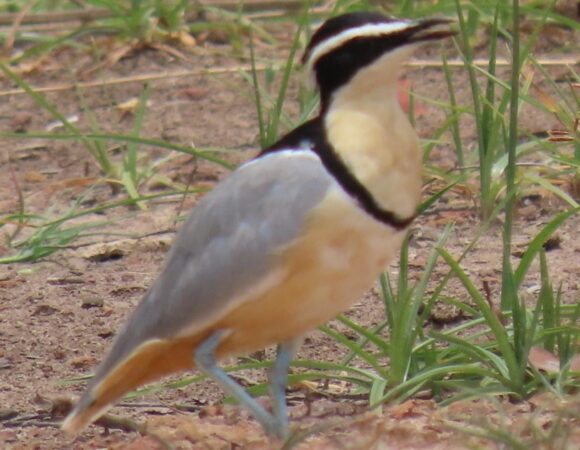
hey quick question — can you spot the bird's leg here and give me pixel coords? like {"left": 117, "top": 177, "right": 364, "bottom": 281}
{"left": 269, "top": 339, "right": 300, "bottom": 435}
{"left": 194, "top": 330, "right": 280, "bottom": 438}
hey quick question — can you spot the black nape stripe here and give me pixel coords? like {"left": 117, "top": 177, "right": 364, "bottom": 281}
{"left": 259, "top": 118, "right": 415, "bottom": 231}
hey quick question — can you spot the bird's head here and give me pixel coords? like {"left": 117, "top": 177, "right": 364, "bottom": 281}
{"left": 302, "top": 12, "right": 455, "bottom": 112}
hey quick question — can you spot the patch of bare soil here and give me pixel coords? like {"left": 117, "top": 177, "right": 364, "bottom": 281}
{"left": 1, "top": 17, "right": 579, "bottom": 450}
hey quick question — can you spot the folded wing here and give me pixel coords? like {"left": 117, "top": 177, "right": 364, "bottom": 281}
{"left": 62, "top": 150, "right": 333, "bottom": 433}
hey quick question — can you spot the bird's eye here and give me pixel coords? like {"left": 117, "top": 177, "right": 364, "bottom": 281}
{"left": 334, "top": 51, "right": 355, "bottom": 67}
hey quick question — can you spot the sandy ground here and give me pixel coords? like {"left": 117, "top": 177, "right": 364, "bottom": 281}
{"left": 0, "top": 10, "right": 579, "bottom": 450}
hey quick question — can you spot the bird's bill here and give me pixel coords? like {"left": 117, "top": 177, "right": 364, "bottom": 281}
{"left": 408, "top": 18, "right": 457, "bottom": 43}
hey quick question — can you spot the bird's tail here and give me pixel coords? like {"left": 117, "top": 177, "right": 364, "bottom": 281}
{"left": 62, "top": 337, "right": 197, "bottom": 434}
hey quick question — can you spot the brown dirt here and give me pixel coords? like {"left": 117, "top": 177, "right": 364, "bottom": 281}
{"left": 1, "top": 15, "right": 579, "bottom": 450}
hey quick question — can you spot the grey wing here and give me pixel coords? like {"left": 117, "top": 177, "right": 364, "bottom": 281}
{"left": 94, "top": 150, "right": 333, "bottom": 376}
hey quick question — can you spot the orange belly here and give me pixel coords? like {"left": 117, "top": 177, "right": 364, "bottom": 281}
{"left": 214, "top": 190, "right": 404, "bottom": 358}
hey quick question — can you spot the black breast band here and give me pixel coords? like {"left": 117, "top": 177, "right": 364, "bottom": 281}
{"left": 259, "top": 118, "right": 415, "bottom": 230}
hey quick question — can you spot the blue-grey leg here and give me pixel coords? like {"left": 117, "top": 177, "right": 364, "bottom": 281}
{"left": 194, "top": 330, "right": 280, "bottom": 437}
{"left": 270, "top": 339, "right": 301, "bottom": 436}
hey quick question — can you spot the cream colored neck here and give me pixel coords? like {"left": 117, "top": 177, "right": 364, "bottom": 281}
{"left": 322, "top": 46, "right": 422, "bottom": 221}
{"left": 326, "top": 45, "right": 414, "bottom": 124}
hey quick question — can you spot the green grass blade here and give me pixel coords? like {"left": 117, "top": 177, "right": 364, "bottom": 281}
{"left": 437, "top": 247, "right": 520, "bottom": 388}
{"left": 514, "top": 207, "right": 579, "bottom": 288}
{"left": 319, "top": 324, "right": 387, "bottom": 378}
{"left": 0, "top": 132, "right": 235, "bottom": 169}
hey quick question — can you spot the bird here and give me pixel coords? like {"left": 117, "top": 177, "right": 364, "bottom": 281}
{"left": 62, "top": 11, "right": 453, "bottom": 440}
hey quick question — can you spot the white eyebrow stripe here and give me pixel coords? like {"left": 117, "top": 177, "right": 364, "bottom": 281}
{"left": 306, "top": 21, "right": 417, "bottom": 69}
